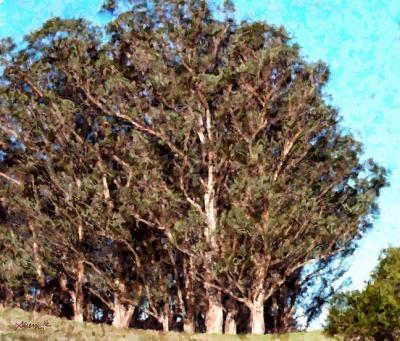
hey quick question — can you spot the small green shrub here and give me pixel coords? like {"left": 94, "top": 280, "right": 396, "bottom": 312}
{"left": 325, "top": 247, "right": 400, "bottom": 340}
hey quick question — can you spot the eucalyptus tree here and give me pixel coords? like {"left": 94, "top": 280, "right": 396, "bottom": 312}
{"left": 97, "top": 0, "right": 386, "bottom": 334}
{"left": 0, "top": 20, "right": 175, "bottom": 328}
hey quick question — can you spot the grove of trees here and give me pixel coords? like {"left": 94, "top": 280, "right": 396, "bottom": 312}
{"left": 0, "top": 0, "right": 387, "bottom": 335}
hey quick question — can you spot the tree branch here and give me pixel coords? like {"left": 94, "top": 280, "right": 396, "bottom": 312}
{"left": 0, "top": 172, "right": 22, "bottom": 185}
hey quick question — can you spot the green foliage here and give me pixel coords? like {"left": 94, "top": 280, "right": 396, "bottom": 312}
{"left": 0, "top": 0, "right": 388, "bottom": 333}
{"left": 325, "top": 247, "right": 400, "bottom": 340}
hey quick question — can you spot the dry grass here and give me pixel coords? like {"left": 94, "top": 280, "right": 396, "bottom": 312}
{"left": 0, "top": 307, "right": 341, "bottom": 340}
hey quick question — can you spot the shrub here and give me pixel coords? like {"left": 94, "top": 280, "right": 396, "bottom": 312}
{"left": 325, "top": 247, "right": 400, "bottom": 340}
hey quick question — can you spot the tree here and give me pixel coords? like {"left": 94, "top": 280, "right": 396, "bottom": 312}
{"left": 0, "top": 19, "right": 174, "bottom": 328}
{"left": 325, "top": 247, "right": 400, "bottom": 341}
{"left": 0, "top": 0, "right": 387, "bottom": 334}
{"left": 100, "top": 0, "right": 386, "bottom": 333}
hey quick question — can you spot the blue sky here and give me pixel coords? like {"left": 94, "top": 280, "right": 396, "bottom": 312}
{"left": 1, "top": 0, "right": 400, "bottom": 325}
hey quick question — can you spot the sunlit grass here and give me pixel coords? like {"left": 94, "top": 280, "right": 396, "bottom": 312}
{"left": 0, "top": 307, "right": 341, "bottom": 340}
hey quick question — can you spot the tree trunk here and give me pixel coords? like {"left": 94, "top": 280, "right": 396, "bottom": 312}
{"left": 71, "top": 293, "right": 83, "bottom": 322}
{"left": 71, "top": 223, "right": 84, "bottom": 322}
{"left": 205, "top": 288, "right": 223, "bottom": 334}
{"left": 28, "top": 223, "right": 44, "bottom": 287}
{"left": 250, "top": 295, "right": 265, "bottom": 335}
{"left": 182, "top": 255, "right": 196, "bottom": 333}
{"left": 84, "top": 301, "right": 93, "bottom": 322}
{"left": 160, "top": 314, "right": 169, "bottom": 332}
{"left": 112, "top": 245, "right": 135, "bottom": 328}
{"left": 202, "top": 128, "right": 223, "bottom": 333}
{"left": 224, "top": 311, "right": 237, "bottom": 334}
{"left": 183, "top": 317, "right": 195, "bottom": 333}
{"left": 0, "top": 286, "right": 12, "bottom": 308}
{"left": 203, "top": 164, "right": 223, "bottom": 334}
{"left": 70, "top": 260, "right": 84, "bottom": 322}
{"left": 159, "top": 301, "right": 169, "bottom": 332}
{"left": 277, "top": 284, "right": 295, "bottom": 333}
{"left": 113, "top": 301, "right": 135, "bottom": 328}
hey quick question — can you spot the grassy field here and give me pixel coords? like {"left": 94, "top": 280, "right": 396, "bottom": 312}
{"left": 0, "top": 307, "right": 340, "bottom": 341}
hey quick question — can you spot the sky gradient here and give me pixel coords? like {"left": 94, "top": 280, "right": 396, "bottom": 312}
{"left": 1, "top": 0, "right": 400, "bottom": 327}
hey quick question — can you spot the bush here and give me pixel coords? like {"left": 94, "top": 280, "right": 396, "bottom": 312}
{"left": 325, "top": 247, "right": 400, "bottom": 340}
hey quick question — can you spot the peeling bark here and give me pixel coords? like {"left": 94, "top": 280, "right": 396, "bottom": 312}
{"left": 113, "top": 301, "right": 135, "bottom": 328}
{"left": 199, "top": 103, "right": 224, "bottom": 334}
{"left": 250, "top": 294, "right": 265, "bottom": 334}
{"left": 112, "top": 280, "right": 135, "bottom": 328}
{"left": 205, "top": 287, "right": 223, "bottom": 334}
{"left": 69, "top": 260, "right": 84, "bottom": 322}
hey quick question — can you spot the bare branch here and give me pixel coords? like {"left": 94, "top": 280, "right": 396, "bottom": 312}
{"left": 0, "top": 172, "right": 22, "bottom": 185}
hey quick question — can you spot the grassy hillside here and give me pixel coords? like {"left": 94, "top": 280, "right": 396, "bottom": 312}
{"left": 0, "top": 307, "right": 340, "bottom": 340}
